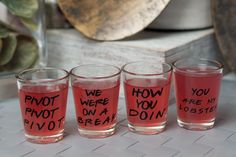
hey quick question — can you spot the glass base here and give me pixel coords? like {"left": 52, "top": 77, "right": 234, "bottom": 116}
{"left": 78, "top": 125, "right": 116, "bottom": 138}
{"left": 25, "top": 132, "right": 64, "bottom": 144}
{"left": 177, "top": 119, "right": 215, "bottom": 131}
{"left": 128, "top": 123, "right": 166, "bottom": 135}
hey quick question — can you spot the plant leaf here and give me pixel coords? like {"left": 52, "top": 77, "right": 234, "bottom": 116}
{"left": 0, "top": 33, "right": 17, "bottom": 65}
{"left": 0, "top": 24, "right": 9, "bottom": 38}
{"left": 4, "top": 35, "right": 39, "bottom": 72}
{"left": 1, "top": 0, "right": 39, "bottom": 18}
{"left": 20, "top": 17, "right": 38, "bottom": 31}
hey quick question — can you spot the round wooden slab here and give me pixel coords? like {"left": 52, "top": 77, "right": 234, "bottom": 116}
{"left": 212, "top": 0, "right": 236, "bottom": 71}
{"left": 57, "top": 0, "right": 170, "bottom": 41}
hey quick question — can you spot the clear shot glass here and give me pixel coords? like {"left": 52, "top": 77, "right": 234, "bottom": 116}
{"left": 70, "top": 64, "right": 120, "bottom": 138}
{"left": 122, "top": 61, "right": 172, "bottom": 134}
{"left": 16, "top": 68, "right": 69, "bottom": 144}
{"left": 173, "top": 58, "right": 223, "bottom": 130}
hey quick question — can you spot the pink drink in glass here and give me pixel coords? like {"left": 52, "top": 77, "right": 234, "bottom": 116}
{"left": 19, "top": 85, "right": 68, "bottom": 137}
{"left": 72, "top": 81, "right": 119, "bottom": 130}
{"left": 122, "top": 61, "right": 172, "bottom": 134}
{"left": 124, "top": 78, "right": 171, "bottom": 127}
{"left": 70, "top": 64, "right": 121, "bottom": 138}
{"left": 174, "top": 67, "right": 222, "bottom": 125}
{"left": 16, "top": 68, "right": 69, "bottom": 143}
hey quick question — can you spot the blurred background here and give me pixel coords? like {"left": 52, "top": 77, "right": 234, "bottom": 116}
{"left": 0, "top": 0, "right": 235, "bottom": 100}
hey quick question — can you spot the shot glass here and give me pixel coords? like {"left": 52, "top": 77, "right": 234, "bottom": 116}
{"left": 70, "top": 64, "right": 120, "bottom": 138}
{"left": 16, "top": 68, "right": 69, "bottom": 144}
{"left": 173, "top": 58, "right": 223, "bottom": 130}
{"left": 122, "top": 61, "right": 172, "bottom": 134}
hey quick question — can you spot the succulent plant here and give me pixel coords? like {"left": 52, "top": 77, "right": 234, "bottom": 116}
{"left": 0, "top": 0, "right": 38, "bottom": 18}
{"left": 3, "top": 35, "right": 39, "bottom": 72}
{"left": 0, "top": 0, "right": 39, "bottom": 73}
{"left": 0, "top": 33, "right": 17, "bottom": 66}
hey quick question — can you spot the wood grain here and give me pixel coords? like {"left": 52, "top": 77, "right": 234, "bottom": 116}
{"left": 46, "top": 29, "right": 225, "bottom": 72}
{"left": 57, "top": 0, "right": 170, "bottom": 41}
{"left": 212, "top": 0, "right": 236, "bottom": 71}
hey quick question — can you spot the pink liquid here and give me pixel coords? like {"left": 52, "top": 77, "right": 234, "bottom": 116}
{"left": 19, "top": 84, "right": 68, "bottom": 136}
{"left": 124, "top": 78, "right": 171, "bottom": 127}
{"left": 72, "top": 81, "right": 120, "bottom": 130}
{"left": 174, "top": 67, "right": 222, "bottom": 123}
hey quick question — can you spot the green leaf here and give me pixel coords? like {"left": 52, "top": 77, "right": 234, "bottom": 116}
{"left": 0, "top": 33, "right": 17, "bottom": 66}
{"left": 4, "top": 35, "right": 39, "bottom": 72}
{"left": 0, "top": 24, "right": 9, "bottom": 38}
{"left": 1, "top": 0, "right": 39, "bottom": 18}
{"left": 20, "top": 17, "right": 38, "bottom": 31}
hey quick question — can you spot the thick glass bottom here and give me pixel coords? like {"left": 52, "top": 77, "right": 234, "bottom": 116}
{"left": 128, "top": 122, "right": 166, "bottom": 135}
{"left": 78, "top": 125, "right": 116, "bottom": 138}
{"left": 177, "top": 119, "right": 215, "bottom": 131}
{"left": 25, "top": 132, "right": 64, "bottom": 144}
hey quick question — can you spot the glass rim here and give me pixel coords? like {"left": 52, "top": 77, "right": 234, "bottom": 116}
{"left": 70, "top": 64, "right": 121, "bottom": 79}
{"left": 16, "top": 67, "right": 70, "bottom": 83}
{"left": 122, "top": 61, "right": 172, "bottom": 76}
{"left": 172, "top": 58, "right": 224, "bottom": 73}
